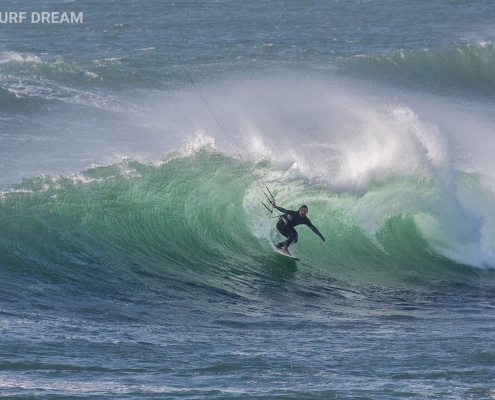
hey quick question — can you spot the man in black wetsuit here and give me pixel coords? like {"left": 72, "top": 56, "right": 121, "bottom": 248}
{"left": 271, "top": 202, "right": 325, "bottom": 256}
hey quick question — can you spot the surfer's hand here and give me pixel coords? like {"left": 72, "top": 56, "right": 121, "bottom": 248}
{"left": 321, "top": 236, "right": 326, "bottom": 242}
{"left": 271, "top": 201, "right": 276, "bottom": 207}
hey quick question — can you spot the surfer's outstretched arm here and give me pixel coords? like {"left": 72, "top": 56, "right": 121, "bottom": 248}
{"left": 271, "top": 202, "right": 289, "bottom": 214}
{"left": 306, "top": 220, "right": 326, "bottom": 242}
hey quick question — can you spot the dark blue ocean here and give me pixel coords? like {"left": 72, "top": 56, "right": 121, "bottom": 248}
{"left": 2, "top": 1, "right": 495, "bottom": 398}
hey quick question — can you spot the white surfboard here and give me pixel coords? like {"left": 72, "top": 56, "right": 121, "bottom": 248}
{"left": 274, "top": 247, "right": 299, "bottom": 261}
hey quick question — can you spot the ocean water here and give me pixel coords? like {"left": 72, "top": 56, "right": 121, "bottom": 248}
{"left": 2, "top": 0, "right": 495, "bottom": 398}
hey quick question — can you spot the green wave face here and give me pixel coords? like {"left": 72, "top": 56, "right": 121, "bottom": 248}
{"left": 2, "top": 149, "right": 495, "bottom": 305}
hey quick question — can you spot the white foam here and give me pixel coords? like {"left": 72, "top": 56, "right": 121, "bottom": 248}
{"left": 0, "top": 51, "right": 42, "bottom": 64}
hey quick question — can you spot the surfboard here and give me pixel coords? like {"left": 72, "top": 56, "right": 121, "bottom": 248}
{"left": 275, "top": 247, "right": 299, "bottom": 261}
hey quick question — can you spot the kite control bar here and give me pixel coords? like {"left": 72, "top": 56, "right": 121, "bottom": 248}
{"left": 261, "top": 186, "right": 276, "bottom": 213}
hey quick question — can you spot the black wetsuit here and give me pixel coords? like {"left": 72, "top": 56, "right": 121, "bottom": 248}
{"left": 274, "top": 206, "right": 323, "bottom": 248}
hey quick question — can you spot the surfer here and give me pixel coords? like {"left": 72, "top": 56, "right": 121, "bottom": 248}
{"left": 271, "top": 202, "right": 325, "bottom": 256}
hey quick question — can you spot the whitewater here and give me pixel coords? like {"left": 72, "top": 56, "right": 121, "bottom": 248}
{"left": 2, "top": 0, "right": 495, "bottom": 398}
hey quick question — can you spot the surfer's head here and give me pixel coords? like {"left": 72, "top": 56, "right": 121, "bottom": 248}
{"left": 298, "top": 205, "right": 308, "bottom": 217}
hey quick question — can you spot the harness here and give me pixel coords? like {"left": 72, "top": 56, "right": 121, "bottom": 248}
{"left": 279, "top": 213, "right": 294, "bottom": 226}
